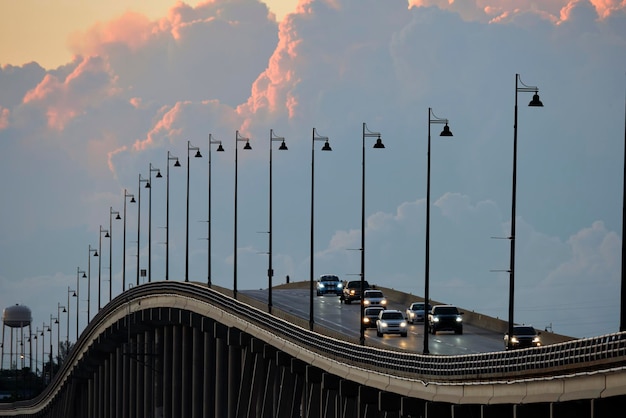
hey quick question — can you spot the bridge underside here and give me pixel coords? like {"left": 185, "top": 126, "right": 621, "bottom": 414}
{"left": 12, "top": 307, "right": 625, "bottom": 418}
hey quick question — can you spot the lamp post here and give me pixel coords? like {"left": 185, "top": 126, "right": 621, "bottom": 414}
{"left": 186, "top": 141, "right": 202, "bottom": 282}
{"left": 208, "top": 134, "right": 224, "bottom": 288}
{"left": 360, "top": 123, "right": 385, "bottom": 345}
{"left": 166, "top": 152, "right": 181, "bottom": 281}
{"left": 98, "top": 225, "right": 109, "bottom": 311}
{"left": 234, "top": 130, "right": 252, "bottom": 299}
{"left": 40, "top": 323, "right": 47, "bottom": 380}
{"left": 87, "top": 245, "right": 98, "bottom": 322}
{"left": 75, "top": 267, "right": 85, "bottom": 340}
{"left": 55, "top": 304, "right": 64, "bottom": 364}
{"left": 66, "top": 287, "right": 76, "bottom": 345}
{"left": 267, "top": 129, "right": 288, "bottom": 312}
{"left": 109, "top": 207, "right": 121, "bottom": 302}
{"left": 137, "top": 174, "right": 150, "bottom": 286}
{"left": 423, "top": 108, "right": 454, "bottom": 354}
{"left": 507, "top": 74, "right": 543, "bottom": 349}
{"left": 123, "top": 189, "right": 135, "bottom": 291}
{"left": 148, "top": 163, "right": 162, "bottom": 283}
{"left": 309, "top": 128, "right": 332, "bottom": 330}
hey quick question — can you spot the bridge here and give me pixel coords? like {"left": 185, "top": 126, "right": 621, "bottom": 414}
{"left": 0, "top": 281, "right": 625, "bottom": 417}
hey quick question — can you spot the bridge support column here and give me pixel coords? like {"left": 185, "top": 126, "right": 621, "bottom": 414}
{"left": 425, "top": 401, "right": 451, "bottom": 418}
{"left": 191, "top": 326, "right": 203, "bottom": 418}
{"left": 214, "top": 322, "right": 228, "bottom": 418}
{"left": 227, "top": 327, "right": 242, "bottom": 418}
{"left": 136, "top": 331, "right": 145, "bottom": 418}
{"left": 339, "top": 379, "right": 359, "bottom": 418}
{"left": 235, "top": 336, "right": 265, "bottom": 417}
{"left": 181, "top": 324, "right": 193, "bottom": 417}
{"left": 275, "top": 351, "right": 296, "bottom": 418}
{"left": 171, "top": 323, "right": 182, "bottom": 417}
{"left": 143, "top": 329, "right": 155, "bottom": 418}
{"left": 154, "top": 326, "right": 164, "bottom": 418}
{"left": 162, "top": 324, "right": 172, "bottom": 418}
{"left": 115, "top": 345, "right": 123, "bottom": 418}
{"left": 322, "top": 373, "right": 340, "bottom": 418}
{"left": 358, "top": 385, "right": 378, "bottom": 418}
{"left": 305, "top": 365, "right": 322, "bottom": 418}
{"left": 202, "top": 318, "right": 216, "bottom": 418}
{"left": 261, "top": 344, "right": 278, "bottom": 417}
{"left": 481, "top": 403, "right": 513, "bottom": 418}
{"left": 378, "top": 391, "right": 400, "bottom": 418}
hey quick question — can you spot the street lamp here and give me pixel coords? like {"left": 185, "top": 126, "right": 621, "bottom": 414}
{"left": 166, "top": 152, "right": 181, "bottom": 281}
{"left": 186, "top": 141, "right": 202, "bottom": 282}
{"left": 309, "top": 128, "right": 331, "bottom": 330}
{"left": 234, "top": 130, "right": 252, "bottom": 299}
{"left": 208, "top": 134, "right": 224, "bottom": 288}
{"left": 87, "top": 245, "right": 98, "bottom": 322}
{"left": 267, "top": 129, "right": 288, "bottom": 312}
{"left": 507, "top": 73, "right": 543, "bottom": 349}
{"left": 98, "top": 225, "right": 109, "bottom": 311}
{"left": 75, "top": 267, "right": 85, "bottom": 340}
{"left": 137, "top": 174, "right": 150, "bottom": 286}
{"left": 109, "top": 207, "right": 121, "bottom": 302}
{"left": 423, "top": 108, "right": 454, "bottom": 355}
{"left": 123, "top": 189, "right": 135, "bottom": 291}
{"left": 360, "top": 123, "right": 385, "bottom": 345}
{"left": 55, "top": 304, "right": 65, "bottom": 364}
{"left": 66, "top": 287, "right": 76, "bottom": 345}
{"left": 148, "top": 163, "right": 162, "bottom": 283}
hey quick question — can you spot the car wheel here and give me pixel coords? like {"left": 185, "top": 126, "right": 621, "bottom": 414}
{"left": 456, "top": 328, "right": 463, "bottom": 335}
{"left": 345, "top": 299, "right": 351, "bottom": 305}
{"left": 376, "top": 330, "right": 383, "bottom": 337}
{"left": 401, "top": 333, "right": 407, "bottom": 338}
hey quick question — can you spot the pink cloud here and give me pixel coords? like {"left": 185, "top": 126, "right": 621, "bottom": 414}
{"left": 22, "top": 56, "right": 119, "bottom": 130}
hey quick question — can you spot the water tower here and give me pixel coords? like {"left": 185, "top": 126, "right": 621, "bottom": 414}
{"left": 1, "top": 304, "right": 32, "bottom": 370}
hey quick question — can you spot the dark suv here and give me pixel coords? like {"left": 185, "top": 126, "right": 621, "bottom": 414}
{"left": 504, "top": 325, "right": 541, "bottom": 350}
{"left": 428, "top": 305, "right": 464, "bottom": 334}
{"left": 316, "top": 274, "right": 343, "bottom": 296}
{"left": 340, "top": 280, "right": 371, "bottom": 304}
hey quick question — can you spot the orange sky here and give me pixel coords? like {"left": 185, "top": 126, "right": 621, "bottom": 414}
{"left": 0, "top": 0, "right": 299, "bottom": 69}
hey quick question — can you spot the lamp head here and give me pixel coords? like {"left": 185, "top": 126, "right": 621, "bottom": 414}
{"left": 321, "top": 140, "right": 332, "bottom": 151}
{"left": 216, "top": 144, "right": 225, "bottom": 152}
{"left": 194, "top": 150, "right": 202, "bottom": 158}
{"left": 528, "top": 92, "right": 543, "bottom": 107}
{"left": 156, "top": 171, "right": 163, "bottom": 178}
{"left": 104, "top": 231, "right": 110, "bottom": 238}
{"left": 278, "top": 140, "right": 288, "bottom": 150}
{"left": 82, "top": 272, "right": 87, "bottom": 278}
{"left": 243, "top": 141, "right": 252, "bottom": 150}
{"left": 145, "top": 182, "right": 151, "bottom": 189}
{"left": 440, "top": 124, "right": 453, "bottom": 137}
{"left": 130, "top": 197, "right": 136, "bottom": 203}
{"left": 93, "top": 251, "right": 98, "bottom": 257}
{"left": 115, "top": 213, "right": 121, "bottom": 220}
{"left": 174, "top": 160, "right": 181, "bottom": 167}
{"left": 373, "top": 136, "right": 385, "bottom": 149}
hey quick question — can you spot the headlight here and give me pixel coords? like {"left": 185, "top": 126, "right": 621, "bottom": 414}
{"left": 381, "top": 299, "right": 387, "bottom": 305}
{"left": 349, "top": 290, "right": 356, "bottom": 295}
{"left": 400, "top": 322, "right": 407, "bottom": 328}
{"left": 364, "top": 300, "right": 370, "bottom": 306}
{"left": 456, "top": 316, "right": 462, "bottom": 322}
{"left": 533, "top": 337, "right": 541, "bottom": 343}
{"left": 433, "top": 317, "right": 440, "bottom": 322}
{"left": 363, "top": 318, "right": 370, "bottom": 324}
{"left": 317, "top": 283, "right": 324, "bottom": 288}
{"left": 380, "top": 322, "right": 388, "bottom": 328}
{"left": 511, "top": 337, "right": 519, "bottom": 343}
{"left": 337, "top": 283, "right": 343, "bottom": 289}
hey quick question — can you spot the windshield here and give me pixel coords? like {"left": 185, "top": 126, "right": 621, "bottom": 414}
{"left": 366, "top": 291, "right": 383, "bottom": 298}
{"left": 434, "top": 306, "right": 459, "bottom": 315}
{"left": 514, "top": 327, "right": 537, "bottom": 335}
{"left": 382, "top": 312, "right": 404, "bottom": 320}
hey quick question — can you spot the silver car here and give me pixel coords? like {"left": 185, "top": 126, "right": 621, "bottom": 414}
{"left": 376, "top": 310, "right": 408, "bottom": 337}
{"left": 405, "top": 302, "right": 432, "bottom": 323}
{"left": 363, "top": 289, "right": 387, "bottom": 307}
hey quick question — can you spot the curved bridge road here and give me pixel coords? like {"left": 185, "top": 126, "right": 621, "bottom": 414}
{"left": 242, "top": 288, "right": 506, "bottom": 355}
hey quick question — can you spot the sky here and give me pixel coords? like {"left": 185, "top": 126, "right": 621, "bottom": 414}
{"left": 0, "top": 0, "right": 625, "bottom": 345}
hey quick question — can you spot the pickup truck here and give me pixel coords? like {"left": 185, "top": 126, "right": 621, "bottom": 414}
{"left": 340, "top": 280, "right": 371, "bottom": 304}
{"left": 428, "top": 305, "right": 464, "bottom": 334}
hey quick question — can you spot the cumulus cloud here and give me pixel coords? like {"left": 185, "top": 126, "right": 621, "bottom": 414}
{"left": 0, "top": 0, "right": 624, "bottom": 339}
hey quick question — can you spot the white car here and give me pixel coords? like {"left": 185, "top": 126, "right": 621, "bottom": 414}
{"left": 405, "top": 302, "right": 432, "bottom": 323}
{"left": 362, "top": 289, "right": 387, "bottom": 307}
{"left": 376, "top": 310, "right": 408, "bottom": 337}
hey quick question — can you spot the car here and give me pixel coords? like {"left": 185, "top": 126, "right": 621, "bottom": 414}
{"left": 316, "top": 274, "right": 343, "bottom": 296}
{"left": 340, "top": 280, "right": 371, "bottom": 304}
{"left": 504, "top": 325, "right": 542, "bottom": 350}
{"left": 376, "top": 310, "right": 408, "bottom": 337}
{"left": 405, "top": 302, "right": 432, "bottom": 324}
{"left": 428, "top": 305, "right": 464, "bottom": 334}
{"left": 362, "top": 289, "right": 387, "bottom": 307}
{"left": 363, "top": 307, "right": 385, "bottom": 328}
